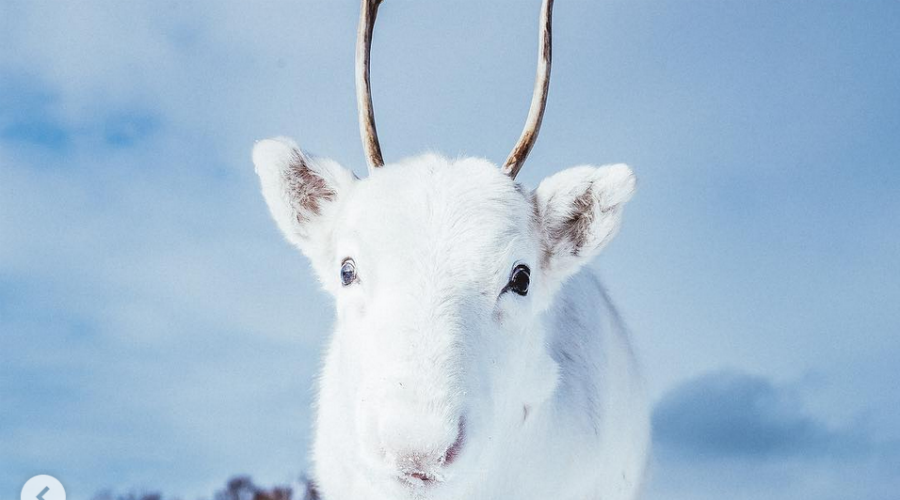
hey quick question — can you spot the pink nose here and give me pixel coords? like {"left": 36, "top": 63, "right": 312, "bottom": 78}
{"left": 381, "top": 417, "right": 466, "bottom": 483}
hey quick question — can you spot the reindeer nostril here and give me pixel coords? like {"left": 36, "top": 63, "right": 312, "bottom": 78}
{"left": 442, "top": 417, "right": 466, "bottom": 466}
{"left": 410, "top": 471, "right": 431, "bottom": 482}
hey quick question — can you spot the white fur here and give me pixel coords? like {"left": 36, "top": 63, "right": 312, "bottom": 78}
{"left": 253, "top": 137, "right": 649, "bottom": 500}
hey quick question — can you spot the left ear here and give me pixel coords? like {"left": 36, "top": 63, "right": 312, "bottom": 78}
{"left": 533, "top": 164, "right": 636, "bottom": 285}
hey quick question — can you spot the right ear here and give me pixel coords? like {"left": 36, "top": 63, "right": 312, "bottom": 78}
{"left": 253, "top": 137, "right": 356, "bottom": 273}
{"left": 533, "top": 164, "right": 636, "bottom": 291}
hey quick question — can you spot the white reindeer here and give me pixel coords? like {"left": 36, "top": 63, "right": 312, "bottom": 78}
{"left": 253, "top": 1, "right": 649, "bottom": 498}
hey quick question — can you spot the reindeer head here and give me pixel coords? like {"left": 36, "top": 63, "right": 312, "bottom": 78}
{"left": 253, "top": 0, "right": 636, "bottom": 495}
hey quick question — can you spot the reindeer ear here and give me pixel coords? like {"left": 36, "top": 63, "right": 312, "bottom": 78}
{"left": 534, "top": 164, "right": 636, "bottom": 285}
{"left": 253, "top": 137, "right": 355, "bottom": 266}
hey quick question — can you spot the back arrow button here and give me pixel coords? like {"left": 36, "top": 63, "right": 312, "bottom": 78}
{"left": 21, "top": 476, "right": 65, "bottom": 500}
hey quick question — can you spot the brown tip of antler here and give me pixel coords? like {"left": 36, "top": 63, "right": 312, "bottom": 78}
{"left": 502, "top": 0, "right": 554, "bottom": 180}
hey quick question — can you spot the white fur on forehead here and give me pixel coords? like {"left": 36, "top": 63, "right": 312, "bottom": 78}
{"left": 339, "top": 154, "right": 537, "bottom": 284}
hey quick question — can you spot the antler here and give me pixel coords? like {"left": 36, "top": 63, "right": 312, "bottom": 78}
{"left": 502, "top": 0, "right": 554, "bottom": 180}
{"left": 356, "top": 0, "right": 553, "bottom": 177}
{"left": 356, "top": 0, "right": 385, "bottom": 171}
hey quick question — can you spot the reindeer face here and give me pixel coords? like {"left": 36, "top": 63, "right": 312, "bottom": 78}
{"left": 327, "top": 154, "right": 548, "bottom": 486}
{"left": 253, "top": 137, "right": 635, "bottom": 493}
{"left": 252, "top": 0, "right": 641, "bottom": 494}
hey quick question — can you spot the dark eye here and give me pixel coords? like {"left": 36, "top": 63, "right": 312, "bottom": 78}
{"left": 506, "top": 264, "right": 531, "bottom": 296}
{"left": 340, "top": 259, "right": 357, "bottom": 286}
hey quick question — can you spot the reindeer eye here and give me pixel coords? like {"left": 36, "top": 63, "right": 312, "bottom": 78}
{"left": 506, "top": 264, "right": 531, "bottom": 296}
{"left": 340, "top": 259, "right": 357, "bottom": 286}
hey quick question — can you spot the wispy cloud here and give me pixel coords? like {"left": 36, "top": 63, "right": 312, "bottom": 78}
{"left": 0, "top": 74, "right": 70, "bottom": 150}
{"left": 0, "top": 62, "right": 326, "bottom": 499}
{"left": 0, "top": 73, "right": 162, "bottom": 153}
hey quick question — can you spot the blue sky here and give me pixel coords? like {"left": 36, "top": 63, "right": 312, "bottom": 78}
{"left": 1, "top": 1, "right": 898, "bottom": 499}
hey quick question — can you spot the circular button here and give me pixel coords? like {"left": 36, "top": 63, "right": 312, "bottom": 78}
{"left": 21, "top": 475, "right": 65, "bottom": 500}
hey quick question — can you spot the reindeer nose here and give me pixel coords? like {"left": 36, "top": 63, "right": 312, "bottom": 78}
{"left": 378, "top": 415, "right": 466, "bottom": 483}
